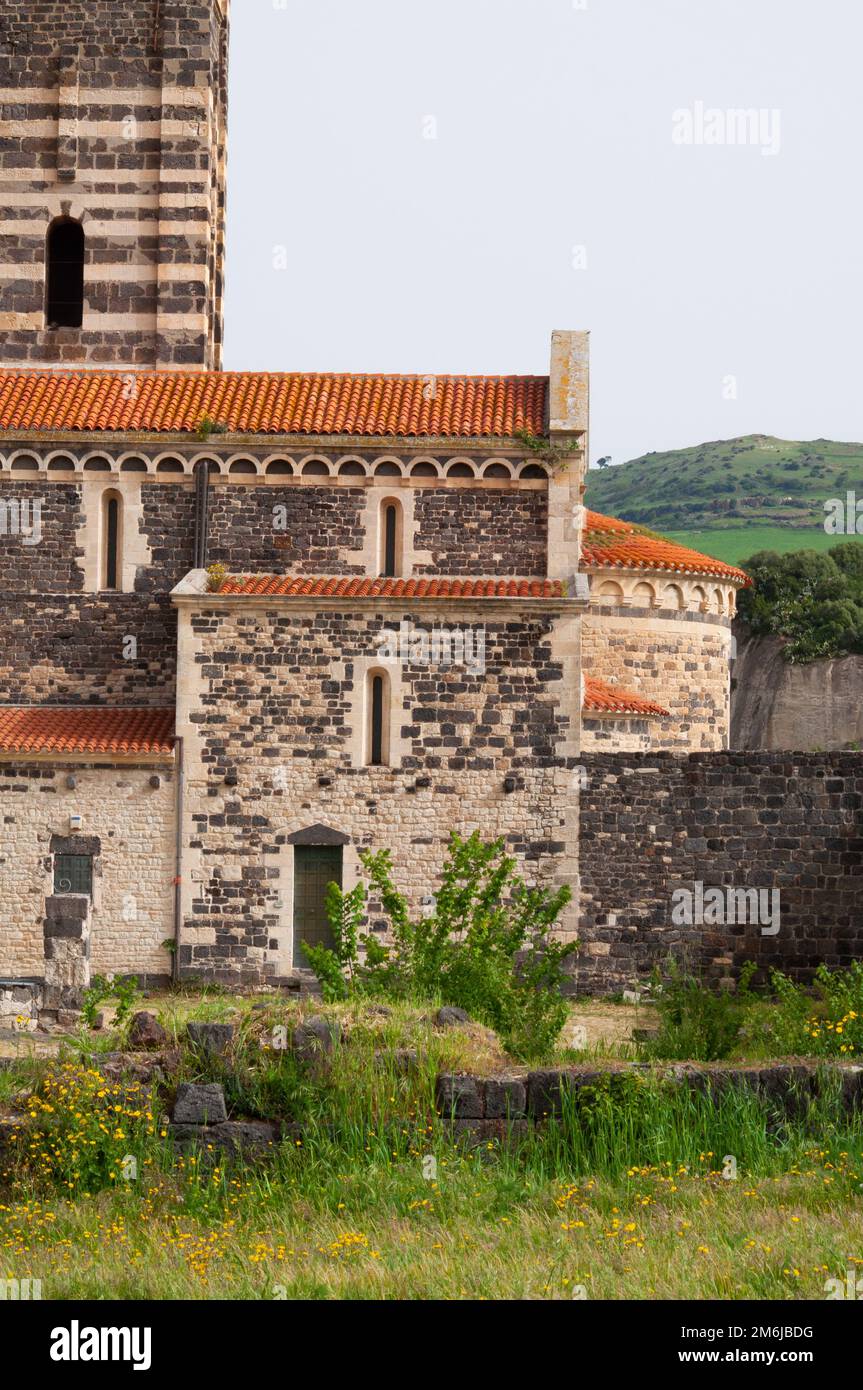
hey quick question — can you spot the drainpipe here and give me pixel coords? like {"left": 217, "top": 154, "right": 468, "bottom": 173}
{"left": 172, "top": 735, "right": 184, "bottom": 985}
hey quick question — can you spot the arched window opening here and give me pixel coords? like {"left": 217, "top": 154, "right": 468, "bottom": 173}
{"left": 366, "top": 669, "right": 391, "bottom": 767}
{"left": 596, "top": 579, "right": 624, "bottom": 605}
{"left": 102, "top": 491, "right": 122, "bottom": 592}
{"left": 380, "top": 499, "right": 403, "bottom": 578}
{"left": 46, "top": 218, "right": 85, "bottom": 329}
{"left": 383, "top": 504, "right": 397, "bottom": 577}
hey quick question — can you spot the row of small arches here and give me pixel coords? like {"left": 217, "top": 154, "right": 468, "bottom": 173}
{"left": 0, "top": 453, "right": 551, "bottom": 480}
{"left": 593, "top": 577, "right": 734, "bottom": 615}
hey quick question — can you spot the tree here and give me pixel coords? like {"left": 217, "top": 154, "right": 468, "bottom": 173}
{"left": 738, "top": 545, "right": 863, "bottom": 661}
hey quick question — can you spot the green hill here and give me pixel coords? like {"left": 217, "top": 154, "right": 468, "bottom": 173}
{"left": 584, "top": 435, "right": 863, "bottom": 566}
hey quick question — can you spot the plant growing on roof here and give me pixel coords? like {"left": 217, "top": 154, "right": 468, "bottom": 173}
{"left": 515, "top": 428, "right": 582, "bottom": 472}
{"left": 196, "top": 415, "right": 229, "bottom": 441}
{"left": 205, "top": 562, "right": 228, "bottom": 593}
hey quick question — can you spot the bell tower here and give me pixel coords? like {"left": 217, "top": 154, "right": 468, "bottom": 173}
{"left": 0, "top": 1, "right": 229, "bottom": 371}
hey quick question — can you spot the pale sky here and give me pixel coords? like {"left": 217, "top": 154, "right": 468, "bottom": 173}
{"left": 223, "top": 0, "right": 863, "bottom": 466}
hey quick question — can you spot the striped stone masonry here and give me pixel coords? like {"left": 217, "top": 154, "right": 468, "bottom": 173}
{"left": 0, "top": 0, "right": 229, "bottom": 369}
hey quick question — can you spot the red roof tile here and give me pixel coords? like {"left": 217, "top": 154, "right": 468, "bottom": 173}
{"left": 583, "top": 677, "right": 670, "bottom": 716}
{"left": 0, "top": 371, "right": 548, "bottom": 439}
{"left": 0, "top": 707, "right": 175, "bottom": 756}
{"left": 216, "top": 575, "right": 566, "bottom": 599}
{"left": 582, "top": 511, "right": 750, "bottom": 584}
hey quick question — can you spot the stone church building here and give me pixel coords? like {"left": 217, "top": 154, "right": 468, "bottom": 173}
{"left": 0, "top": 1, "right": 752, "bottom": 1020}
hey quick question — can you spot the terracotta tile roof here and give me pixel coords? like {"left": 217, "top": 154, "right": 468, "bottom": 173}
{"left": 0, "top": 707, "right": 175, "bottom": 756}
{"left": 217, "top": 575, "right": 566, "bottom": 599}
{"left": 0, "top": 371, "right": 548, "bottom": 439}
{"left": 582, "top": 511, "right": 750, "bottom": 584}
{"left": 583, "top": 676, "right": 670, "bottom": 716}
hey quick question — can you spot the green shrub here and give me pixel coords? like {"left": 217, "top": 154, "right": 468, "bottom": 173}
{"left": 738, "top": 544, "right": 863, "bottom": 662}
{"left": 741, "top": 962, "right": 863, "bottom": 1058}
{"left": 305, "top": 831, "right": 577, "bottom": 1060}
{"left": 81, "top": 974, "right": 141, "bottom": 1028}
{"left": 302, "top": 881, "right": 367, "bottom": 1001}
{"left": 641, "top": 962, "right": 743, "bottom": 1062}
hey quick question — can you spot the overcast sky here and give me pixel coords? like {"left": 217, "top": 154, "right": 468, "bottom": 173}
{"left": 223, "top": 0, "right": 863, "bottom": 466}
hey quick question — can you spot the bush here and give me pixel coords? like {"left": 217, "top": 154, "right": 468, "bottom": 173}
{"left": 741, "top": 963, "right": 863, "bottom": 1058}
{"left": 303, "top": 831, "right": 577, "bottom": 1061}
{"left": 738, "top": 545, "right": 863, "bottom": 661}
{"left": 81, "top": 974, "right": 141, "bottom": 1028}
{"left": 7, "top": 1063, "right": 156, "bottom": 1195}
{"left": 641, "top": 963, "right": 743, "bottom": 1062}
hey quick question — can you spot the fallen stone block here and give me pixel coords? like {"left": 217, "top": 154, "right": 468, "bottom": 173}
{"left": 453, "top": 1117, "right": 530, "bottom": 1145}
{"left": 435, "top": 1006, "right": 471, "bottom": 1028}
{"left": 172, "top": 1082, "right": 227, "bottom": 1125}
{"left": 128, "top": 1011, "right": 167, "bottom": 1050}
{"left": 292, "top": 1015, "right": 340, "bottom": 1061}
{"left": 484, "top": 1077, "right": 527, "bottom": 1119}
{"left": 186, "top": 1021, "right": 235, "bottom": 1056}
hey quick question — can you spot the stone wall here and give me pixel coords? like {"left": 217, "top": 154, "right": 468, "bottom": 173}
{"left": 0, "top": 477, "right": 194, "bottom": 705}
{"left": 0, "top": 0, "right": 229, "bottom": 369}
{"left": 582, "top": 605, "right": 732, "bottom": 751}
{"left": 207, "top": 484, "right": 367, "bottom": 574}
{"left": 206, "top": 481, "right": 547, "bottom": 578}
{"left": 175, "top": 597, "right": 581, "bottom": 985}
{"left": 0, "top": 468, "right": 554, "bottom": 705}
{"left": 575, "top": 751, "right": 863, "bottom": 994}
{"left": 413, "top": 488, "right": 547, "bottom": 576}
{"left": 0, "top": 762, "right": 176, "bottom": 982}
{"left": 0, "top": 1, "right": 159, "bottom": 51}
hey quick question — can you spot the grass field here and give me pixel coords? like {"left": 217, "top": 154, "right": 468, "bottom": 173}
{"left": 2, "top": 992, "right": 862, "bottom": 1300}
{"left": 663, "top": 526, "right": 848, "bottom": 566}
{"left": 2, "top": 1140, "right": 861, "bottom": 1300}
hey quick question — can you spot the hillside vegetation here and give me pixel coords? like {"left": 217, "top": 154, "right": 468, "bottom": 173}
{"left": 585, "top": 434, "right": 862, "bottom": 564}
{"left": 737, "top": 546, "right": 863, "bottom": 662}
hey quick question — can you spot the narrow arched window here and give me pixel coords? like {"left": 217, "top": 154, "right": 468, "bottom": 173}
{"left": 379, "top": 498, "right": 403, "bottom": 578}
{"left": 370, "top": 675, "right": 384, "bottom": 765}
{"left": 102, "top": 491, "right": 122, "bottom": 591}
{"left": 366, "top": 669, "right": 391, "bottom": 766}
{"left": 383, "top": 504, "right": 397, "bottom": 577}
{"left": 46, "top": 218, "right": 85, "bottom": 328}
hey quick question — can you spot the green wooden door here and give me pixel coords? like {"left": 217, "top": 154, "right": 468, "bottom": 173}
{"left": 292, "top": 846, "right": 343, "bottom": 968}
